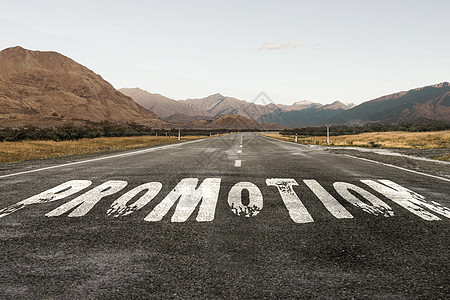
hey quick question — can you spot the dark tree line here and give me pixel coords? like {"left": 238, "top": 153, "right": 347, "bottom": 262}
{"left": 0, "top": 122, "right": 237, "bottom": 142}
{"left": 280, "top": 121, "right": 450, "bottom": 136}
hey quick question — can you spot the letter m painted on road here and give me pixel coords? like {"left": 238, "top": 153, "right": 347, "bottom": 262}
{"left": 144, "top": 178, "right": 221, "bottom": 222}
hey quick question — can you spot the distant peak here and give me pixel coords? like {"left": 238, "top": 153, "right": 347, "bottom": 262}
{"left": 330, "top": 100, "right": 344, "bottom": 105}
{"left": 4, "top": 46, "right": 26, "bottom": 51}
{"left": 431, "top": 82, "right": 449, "bottom": 88}
{"left": 320, "top": 100, "right": 349, "bottom": 111}
{"left": 1, "top": 46, "right": 27, "bottom": 55}
{"left": 292, "top": 100, "right": 314, "bottom": 106}
{"left": 209, "top": 92, "right": 224, "bottom": 98}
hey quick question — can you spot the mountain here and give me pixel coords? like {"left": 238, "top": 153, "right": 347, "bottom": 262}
{"left": 181, "top": 93, "right": 277, "bottom": 121}
{"left": 0, "top": 47, "right": 167, "bottom": 127}
{"left": 119, "top": 88, "right": 204, "bottom": 118}
{"left": 183, "top": 114, "right": 282, "bottom": 130}
{"left": 164, "top": 113, "right": 214, "bottom": 123}
{"left": 333, "top": 82, "right": 450, "bottom": 124}
{"left": 121, "top": 88, "right": 349, "bottom": 127}
{"left": 120, "top": 83, "right": 450, "bottom": 128}
{"left": 208, "top": 114, "right": 260, "bottom": 129}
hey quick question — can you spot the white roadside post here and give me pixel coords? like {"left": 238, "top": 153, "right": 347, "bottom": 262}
{"left": 178, "top": 130, "right": 181, "bottom": 141}
{"left": 326, "top": 124, "right": 330, "bottom": 145}
{"left": 295, "top": 133, "right": 298, "bottom": 143}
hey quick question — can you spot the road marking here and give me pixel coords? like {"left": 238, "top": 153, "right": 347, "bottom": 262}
{"left": 239, "top": 145, "right": 243, "bottom": 148}
{"left": 361, "top": 180, "right": 445, "bottom": 221}
{"left": 266, "top": 179, "right": 314, "bottom": 223}
{"left": 0, "top": 178, "right": 448, "bottom": 222}
{"left": 228, "top": 182, "right": 263, "bottom": 217}
{"left": 144, "top": 178, "right": 221, "bottom": 222}
{"left": 341, "top": 155, "right": 450, "bottom": 182}
{"left": 46, "top": 181, "right": 128, "bottom": 217}
{"left": 107, "top": 182, "right": 162, "bottom": 217}
{"left": 238, "top": 150, "right": 242, "bottom": 154}
{"left": 0, "top": 138, "right": 206, "bottom": 179}
{"left": 0, "top": 180, "right": 92, "bottom": 219}
{"left": 334, "top": 182, "right": 394, "bottom": 217}
{"left": 235, "top": 160, "right": 242, "bottom": 167}
{"left": 303, "top": 180, "right": 353, "bottom": 219}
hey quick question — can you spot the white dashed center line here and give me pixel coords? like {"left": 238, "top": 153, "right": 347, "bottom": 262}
{"left": 235, "top": 160, "right": 242, "bottom": 167}
{"left": 238, "top": 150, "right": 242, "bottom": 153}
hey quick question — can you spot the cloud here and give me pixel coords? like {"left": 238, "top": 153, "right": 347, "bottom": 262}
{"left": 258, "top": 41, "right": 320, "bottom": 51}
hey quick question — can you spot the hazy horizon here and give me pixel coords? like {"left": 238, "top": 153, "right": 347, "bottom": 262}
{"left": 1, "top": 0, "right": 449, "bottom": 105}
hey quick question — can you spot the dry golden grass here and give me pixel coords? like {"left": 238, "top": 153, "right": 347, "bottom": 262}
{"left": 264, "top": 131, "right": 450, "bottom": 149}
{"left": 0, "top": 135, "right": 207, "bottom": 164}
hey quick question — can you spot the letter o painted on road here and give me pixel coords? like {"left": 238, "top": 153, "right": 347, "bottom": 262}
{"left": 228, "top": 182, "right": 263, "bottom": 217}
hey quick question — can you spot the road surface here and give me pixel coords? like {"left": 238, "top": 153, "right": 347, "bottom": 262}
{"left": 1, "top": 133, "right": 449, "bottom": 299}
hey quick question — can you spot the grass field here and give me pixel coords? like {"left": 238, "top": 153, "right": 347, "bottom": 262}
{"left": 0, "top": 135, "right": 207, "bottom": 164}
{"left": 264, "top": 131, "right": 450, "bottom": 160}
{"left": 264, "top": 131, "right": 450, "bottom": 148}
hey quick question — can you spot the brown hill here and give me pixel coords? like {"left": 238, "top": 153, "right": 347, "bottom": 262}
{"left": 208, "top": 114, "right": 261, "bottom": 129}
{"left": 0, "top": 47, "right": 167, "bottom": 127}
{"left": 334, "top": 82, "right": 450, "bottom": 124}
{"left": 164, "top": 113, "right": 214, "bottom": 123}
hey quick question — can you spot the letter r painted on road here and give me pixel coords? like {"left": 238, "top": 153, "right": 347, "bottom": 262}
{"left": 46, "top": 181, "right": 128, "bottom": 217}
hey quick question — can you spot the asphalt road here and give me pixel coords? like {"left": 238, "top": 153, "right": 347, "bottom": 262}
{"left": 1, "top": 133, "right": 449, "bottom": 299}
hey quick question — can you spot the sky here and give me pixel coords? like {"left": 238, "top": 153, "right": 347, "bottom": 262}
{"left": 0, "top": 0, "right": 449, "bottom": 105}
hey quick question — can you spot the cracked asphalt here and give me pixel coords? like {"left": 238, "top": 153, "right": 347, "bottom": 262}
{"left": 0, "top": 133, "right": 449, "bottom": 299}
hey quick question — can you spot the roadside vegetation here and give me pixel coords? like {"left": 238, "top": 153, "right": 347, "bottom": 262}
{"left": 0, "top": 122, "right": 231, "bottom": 142}
{"left": 266, "top": 130, "right": 450, "bottom": 149}
{"left": 279, "top": 121, "right": 450, "bottom": 136}
{"left": 0, "top": 135, "right": 209, "bottom": 164}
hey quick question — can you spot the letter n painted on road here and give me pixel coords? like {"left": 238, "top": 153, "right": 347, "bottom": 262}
{"left": 266, "top": 179, "right": 313, "bottom": 223}
{"left": 361, "top": 180, "right": 448, "bottom": 221}
{"left": 46, "top": 181, "right": 128, "bottom": 217}
{"left": 0, "top": 180, "right": 92, "bottom": 219}
{"left": 144, "top": 178, "right": 221, "bottom": 222}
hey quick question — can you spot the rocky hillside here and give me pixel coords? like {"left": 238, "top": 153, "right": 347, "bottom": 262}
{"left": 333, "top": 82, "right": 450, "bottom": 124}
{"left": 0, "top": 47, "right": 167, "bottom": 127}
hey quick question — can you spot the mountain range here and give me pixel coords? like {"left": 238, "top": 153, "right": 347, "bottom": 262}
{"left": 121, "top": 83, "right": 450, "bottom": 128}
{"left": 0, "top": 47, "right": 448, "bottom": 129}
